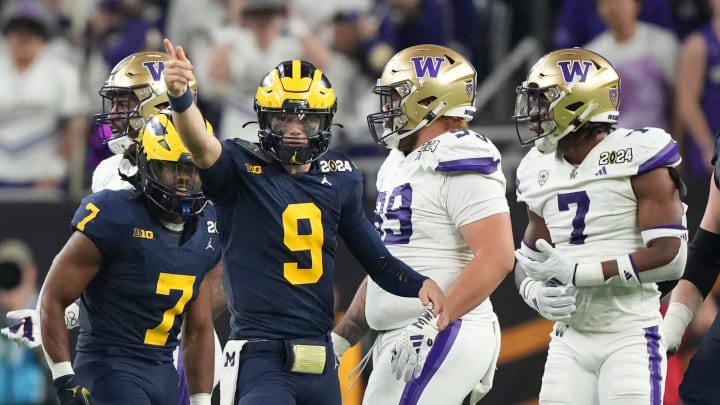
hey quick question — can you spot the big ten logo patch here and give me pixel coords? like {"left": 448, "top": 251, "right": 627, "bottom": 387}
{"left": 133, "top": 228, "right": 155, "bottom": 240}
{"left": 245, "top": 163, "right": 262, "bottom": 174}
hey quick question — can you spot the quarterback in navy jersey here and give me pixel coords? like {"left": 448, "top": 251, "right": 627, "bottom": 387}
{"left": 163, "top": 38, "right": 446, "bottom": 405}
{"left": 38, "top": 112, "right": 221, "bottom": 405}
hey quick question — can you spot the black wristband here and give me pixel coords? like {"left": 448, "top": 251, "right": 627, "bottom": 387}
{"left": 168, "top": 86, "right": 193, "bottom": 113}
{"left": 53, "top": 374, "right": 75, "bottom": 389}
{"left": 682, "top": 228, "right": 720, "bottom": 298}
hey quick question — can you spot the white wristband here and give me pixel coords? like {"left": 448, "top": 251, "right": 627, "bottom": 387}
{"left": 573, "top": 262, "right": 605, "bottom": 286}
{"left": 189, "top": 393, "right": 212, "bottom": 405}
{"left": 615, "top": 254, "right": 640, "bottom": 285}
{"left": 519, "top": 277, "right": 540, "bottom": 310}
{"left": 331, "top": 331, "right": 351, "bottom": 358}
{"left": 47, "top": 360, "right": 74, "bottom": 380}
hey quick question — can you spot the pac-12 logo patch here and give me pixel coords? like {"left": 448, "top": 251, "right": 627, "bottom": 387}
{"left": 538, "top": 170, "right": 549, "bottom": 186}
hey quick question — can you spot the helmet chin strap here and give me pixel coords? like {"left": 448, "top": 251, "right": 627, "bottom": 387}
{"left": 384, "top": 102, "right": 447, "bottom": 148}
{"left": 108, "top": 136, "right": 134, "bottom": 155}
{"left": 536, "top": 102, "right": 600, "bottom": 154}
{"left": 558, "top": 102, "right": 599, "bottom": 138}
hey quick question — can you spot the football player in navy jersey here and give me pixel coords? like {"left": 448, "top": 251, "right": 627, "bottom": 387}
{"left": 662, "top": 135, "right": 720, "bottom": 403}
{"left": 162, "top": 38, "right": 446, "bottom": 405}
{"left": 38, "top": 111, "right": 222, "bottom": 405}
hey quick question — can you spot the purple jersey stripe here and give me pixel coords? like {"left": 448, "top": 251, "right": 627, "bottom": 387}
{"left": 645, "top": 224, "right": 687, "bottom": 231}
{"left": 399, "top": 320, "right": 462, "bottom": 404}
{"left": 638, "top": 141, "right": 680, "bottom": 174}
{"left": 177, "top": 343, "right": 190, "bottom": 405}
{"left": 628, "top": 254, "right": 640, "bottom": 281}
{"left": 435, "top": 157, "right": 499, "bottom": 174}
{"left": 644, "top": 326, "right": 663, "bottom": 405}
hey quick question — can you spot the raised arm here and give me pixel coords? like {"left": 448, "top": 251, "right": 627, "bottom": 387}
{"left": 163, "top": 38, "right": 222, "bottom": 169}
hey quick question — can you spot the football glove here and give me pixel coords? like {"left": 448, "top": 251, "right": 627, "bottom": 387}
{"left": 391, "top": 308, "right": 439, "bottom": 382}
{"left": 519, "top": 278, "right": 577, "bottom": 322}
{"left": 54, "top": 374, "right": 91, "bottom": 405}
{"left": 515, "top": 239, "right": 576, "bottom": 286}
{"left": 2, "top": 303, "right": 81, "bottom": 349}
{"left": 2, "top": 309, "right": 41, "bottom": 348}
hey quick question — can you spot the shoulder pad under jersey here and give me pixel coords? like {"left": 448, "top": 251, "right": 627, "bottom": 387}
{"left": 586, "top": 127, "right": 681, "bottom": 177}
{"left": 415, "top": 129, "right": 503, "bottom": 177}
{"left": 230, "top": 138, "right": 273, "bottom": 163}
{"left": 71, "top": 189, "right": 137, "bottom": 249}
{"left": 515, "top": 146, "right": 554, "bottom": 201}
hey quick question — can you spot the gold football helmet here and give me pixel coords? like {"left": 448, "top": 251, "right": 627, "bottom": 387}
{"left": 137, "top": 110, "right": 211, "bottom": 221}
{"left": 94, "top": 51, "right": 198, "bottom": 155}
{"left": 254, "top": 60, "right": 336, "bottom": 165}
{"left": 512, "top": 47, "right": 620, "bottom": 153}
{"left": 366, "top": 44, "right": 477, "bottom": 148}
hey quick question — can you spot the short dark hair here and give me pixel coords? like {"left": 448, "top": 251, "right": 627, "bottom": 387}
{"left": 2, "top": 16, "right": 49, "bottom": 40}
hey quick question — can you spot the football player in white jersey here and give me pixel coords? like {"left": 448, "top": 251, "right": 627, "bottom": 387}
{"left": 2, "top": 52, "right": 225, "bottom": 404}
{"left": 91, "top": 51, "right": 195, "bottom": 192}
{"left": 512, "top": 48, "right": 688, "bottom": 404}
{"left": 332, "top": 44, "right": 515, "bottom": 404}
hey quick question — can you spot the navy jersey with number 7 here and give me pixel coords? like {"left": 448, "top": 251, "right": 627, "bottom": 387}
{"left": 70, "top": 188, "right": 221, "bottom": 362}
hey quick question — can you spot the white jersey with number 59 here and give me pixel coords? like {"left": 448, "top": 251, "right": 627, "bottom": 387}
{"left": 516, "top": 127, "right": 685, "bottom": 333}
{"left": 365, "top": 129, "right": 509, "bottom": 331}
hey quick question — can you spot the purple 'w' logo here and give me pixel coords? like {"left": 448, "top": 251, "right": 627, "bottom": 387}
{"left": 557, "top": 60, "right": 593, "bottom": 83}
{"left": 143, "top": 61, "right": 165, "bottom": 81}
{"left": 411, "top": 56, "right": 445, "bottom": 78}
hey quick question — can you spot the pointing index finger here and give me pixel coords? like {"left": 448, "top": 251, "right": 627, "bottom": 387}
{"left": 163, "top": 38, "right": 176, "bottom": 59}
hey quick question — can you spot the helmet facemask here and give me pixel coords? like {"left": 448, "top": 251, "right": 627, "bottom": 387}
{"left": 94, "top": 89, "right": 146, "bottom": 154}
{"left": 140, "top": 156, "right": 206, "bottom": 221}
{"left": 513, "top": 83, "right": 566, "bottom": 153}
{"left": 366, "top": 81, "right": 415, "bottom": 148}
{"left": 138, "top": 112, "right": 208, "bottom": 222}
{"left": 258, "top": 109, "right": 333, "bottom": 165}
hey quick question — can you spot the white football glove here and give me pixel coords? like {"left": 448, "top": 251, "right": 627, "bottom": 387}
{"left": 515, "top": 239, "right": 576, "bottom": 286}
{"left": 1, "top": 302, "right": 81, "bottom": 349}
{"left": 519, "top": 278, "right": 577, "bottom": 322}
{"left": 391, "top": 308, "right": 439, "bottom": 382}
{"left": 2, "top": 309, "right": 41, "bottom": 348}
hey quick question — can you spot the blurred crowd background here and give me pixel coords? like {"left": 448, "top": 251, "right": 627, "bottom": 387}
{"left": 1, "top": 0, "right": 720, "bottom": 404}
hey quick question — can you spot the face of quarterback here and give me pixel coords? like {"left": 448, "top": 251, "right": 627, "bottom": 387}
{"left": 268, "top": 113, "right": 323, "bottom": 148}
